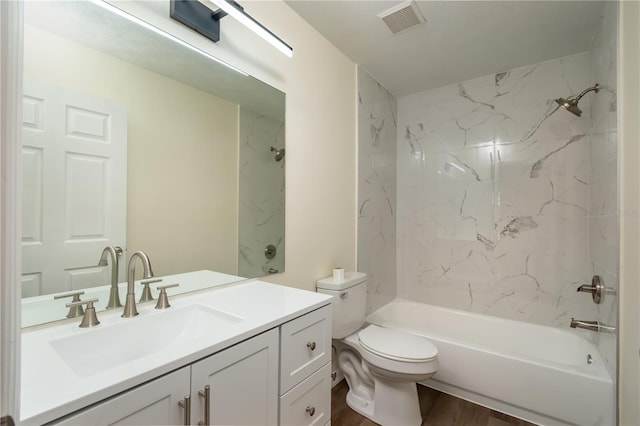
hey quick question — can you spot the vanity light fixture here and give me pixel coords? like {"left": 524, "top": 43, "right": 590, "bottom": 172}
{"left": 91, "top": 0, "right": 248, "bottom": 76}
{"left": 171, "top": 0, "right": 293, "bottom": 58}
{"left": 208, "top": 0, "right": 293, "bottom": 57}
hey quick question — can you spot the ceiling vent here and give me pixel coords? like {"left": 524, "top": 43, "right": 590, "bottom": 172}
{"left": 378, "top": 1, "right": 425, "bottom": 35}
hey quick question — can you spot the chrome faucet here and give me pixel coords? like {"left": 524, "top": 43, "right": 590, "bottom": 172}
{"left": 98, "top": 246, "right": 124, "bottom": 309}
{"left": 122, "top": 251, "right": 154, "bottom": 318}
{"left": 570, "top": 318, "right": 616, "bottom": 333}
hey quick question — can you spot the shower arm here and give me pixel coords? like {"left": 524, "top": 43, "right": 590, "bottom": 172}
{"left": 572, "top": 83, "right": 600, "bottom": 102}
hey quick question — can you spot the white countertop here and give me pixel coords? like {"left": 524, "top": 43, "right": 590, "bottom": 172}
{"left": 20, "top": 279, "right": 331, "bottom": 425}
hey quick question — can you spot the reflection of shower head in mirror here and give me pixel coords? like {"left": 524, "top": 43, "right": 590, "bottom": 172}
{"left": 270, "top": 146, "right": 285, "bottom": 162}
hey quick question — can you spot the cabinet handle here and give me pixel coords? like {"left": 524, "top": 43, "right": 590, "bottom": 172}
{"left": 306, "top": 406, "right": 316, "bottom": 416}
{"left": 198, "top": 385, "right": 210, "bottom": 426}
{"left": 178, "top": 395, "right": 191, "bottom": 425}
{"left": 307, "top": 341, "right": 316, "bottom": 351}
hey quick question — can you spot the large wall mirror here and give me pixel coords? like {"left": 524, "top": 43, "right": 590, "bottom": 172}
{"left": 21, "top": 0, "right": 285, "bottom": 327}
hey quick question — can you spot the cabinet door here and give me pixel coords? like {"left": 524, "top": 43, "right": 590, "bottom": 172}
{"left": 52, "top": 367, "right": 190, "bottom": 425}
{"left": 191, "top": 328, "right": 279, "bottom": 426}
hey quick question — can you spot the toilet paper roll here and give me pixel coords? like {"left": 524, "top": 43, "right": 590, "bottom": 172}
{"left": 333, "top": 268, "right": 345, "bottom": 281}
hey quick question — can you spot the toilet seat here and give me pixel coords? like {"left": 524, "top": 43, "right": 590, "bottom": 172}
{"left": 358, "top": 325, "right": 438, "bottom": 362}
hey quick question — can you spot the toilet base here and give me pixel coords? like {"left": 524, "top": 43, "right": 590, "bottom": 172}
{"left": 345, "top": 379, "right": 423, "bottom": 426}
{"left": 345, "top": 388, "right": 376, "bottom": 420}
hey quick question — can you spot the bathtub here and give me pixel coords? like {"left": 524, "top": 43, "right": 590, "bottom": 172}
{"left": 366, "top": 299, "right": 614, "bottom": 426}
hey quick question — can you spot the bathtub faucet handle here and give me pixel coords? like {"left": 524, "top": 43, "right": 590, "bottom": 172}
{"left": 577, "top": 275, "right": 605, "bottom": 304}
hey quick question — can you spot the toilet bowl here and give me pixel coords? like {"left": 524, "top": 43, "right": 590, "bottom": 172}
{"left": 316, "top": 272, "right": 439, "bottom": 426}
{"left": 338, "top": 325, "right": 438, "bottom": 425}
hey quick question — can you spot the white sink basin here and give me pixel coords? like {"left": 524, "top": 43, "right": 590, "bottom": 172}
{"left": 49, "top": 305, "right": 244, "bottom": 376}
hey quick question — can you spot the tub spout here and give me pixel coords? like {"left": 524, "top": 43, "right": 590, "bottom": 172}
{"left": 570, "top": 318, "right": 615, "bottom": 333}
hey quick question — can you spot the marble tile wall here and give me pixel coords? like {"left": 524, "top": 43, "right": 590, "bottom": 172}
{"left": 357, "top": 68, "right": 398, "bottom": 313}
{"left": 589, "top": 1, "right": 618, "bottom": 384}
{"left": 238, "top": 108, "right": 285, "bottom": 278}
{"left": 396, "top": 52, "right": 602, "bottom": 328}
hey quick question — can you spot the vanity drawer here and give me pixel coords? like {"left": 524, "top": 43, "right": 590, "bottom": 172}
{"left": 280, "top": 305, "right": 331, "bottom": 393}
{"left": 279, "top": 363, "right": 331, "bottom": 426}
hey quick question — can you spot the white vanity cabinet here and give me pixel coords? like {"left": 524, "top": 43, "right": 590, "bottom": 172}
{"left": 25, "top": 282, "right": 333, "bottom": 426}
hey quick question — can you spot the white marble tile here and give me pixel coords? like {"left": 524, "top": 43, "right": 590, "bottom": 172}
{"left": 358, "top": 68, "right": 398, "bottom": 313}
{"left": 397, "top": 52, "right": 605, "bottom": 330}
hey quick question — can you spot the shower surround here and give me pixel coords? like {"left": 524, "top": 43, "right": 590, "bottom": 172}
{"left": 356, "top": 5, "right": 617, "bottom": 422}
{"left": 396, "top": 52, "right": 601, "bottom": 328}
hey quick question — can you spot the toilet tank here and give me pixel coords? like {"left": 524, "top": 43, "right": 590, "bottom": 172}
{"left": 316, "top": 272, "right": 367, "bottom": 339}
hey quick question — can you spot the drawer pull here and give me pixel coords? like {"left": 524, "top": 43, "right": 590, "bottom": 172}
{"left": 306, "top": 341, "right": 316, "bottom": 351}
{"left": 306, "top": 406, "right": 316, "bottom": 416}
{"left": 178, "top": 395, "right": 191, "bottom": 425}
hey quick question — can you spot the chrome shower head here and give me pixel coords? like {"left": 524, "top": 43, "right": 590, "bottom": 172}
{"left": 555, "top": 83, "right": 600, "bottom": 117}
{"left": 555, "top": 97, "right": 583, "bottom": 117}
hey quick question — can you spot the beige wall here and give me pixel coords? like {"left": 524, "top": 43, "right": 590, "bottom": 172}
{"left": 112, "top": 0, "right": 358, "bottom": 291}
{"left": 23, "top": 25, "right": 239, "bottom": 277}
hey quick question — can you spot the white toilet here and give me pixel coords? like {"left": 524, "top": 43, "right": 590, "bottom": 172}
{"left": 316, "top": 272, "right": 438, "bottom": 426}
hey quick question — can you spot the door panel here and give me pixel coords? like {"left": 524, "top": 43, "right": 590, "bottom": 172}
{"left": 21, "top": 80, "right": 127, "bottom": 296}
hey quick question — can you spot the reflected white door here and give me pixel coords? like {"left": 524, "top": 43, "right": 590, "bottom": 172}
{"left": 21, "top": 80, "right": 127, "bottom": 297}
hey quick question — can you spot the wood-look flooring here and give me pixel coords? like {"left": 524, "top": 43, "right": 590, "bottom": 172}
{"left": 331, "top": 381, "right": 536, "bottom": 426}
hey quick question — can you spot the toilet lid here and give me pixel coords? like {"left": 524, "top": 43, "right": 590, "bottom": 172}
{"left": 358, "top": 325, "right": 438, "bottom": 362}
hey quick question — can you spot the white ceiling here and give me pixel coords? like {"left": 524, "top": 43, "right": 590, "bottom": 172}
{"left": 285, "top": 1, "right": 605, "bottom": 97}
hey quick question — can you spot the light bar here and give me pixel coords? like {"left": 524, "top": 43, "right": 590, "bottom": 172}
{"left": 92, "top": 0, "right": 248, "bottom": 76}
{"left": 207, "top": 0, "right": 293, "bottom": 58}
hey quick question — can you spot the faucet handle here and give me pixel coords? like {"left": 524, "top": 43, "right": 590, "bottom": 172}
{"left": 155, "top": 283, "right": 179, "bottom": 309}
{"left": 140, "top": 278, "right": 162, "bottom": 302}
{"left": 54, "top": 291, "right": 86, "bottom": 319}
{"left": 66, "top": 298, "right": 100, "bottom": 328}
{"left": 576, "top": 275, "right": 617, "bottom": 304}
